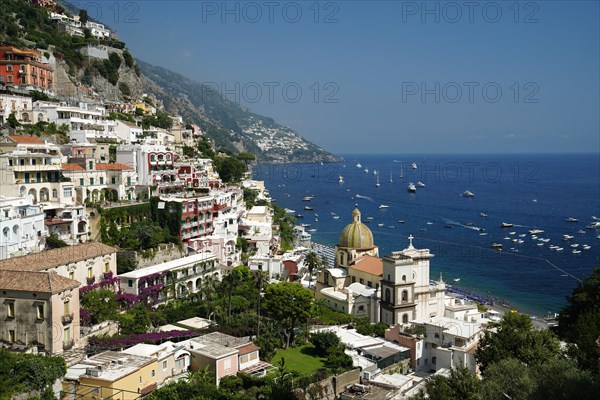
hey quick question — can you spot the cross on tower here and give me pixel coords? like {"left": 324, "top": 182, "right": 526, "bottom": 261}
{"left": 408, "top": 234, "right": 414, "bottom": 248}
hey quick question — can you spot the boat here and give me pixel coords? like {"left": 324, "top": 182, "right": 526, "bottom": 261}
{"left": 562, "top": 235, "right": 574, "bottom": 240}
{"left": 417, "top": 181, "right": 426, "bottom": 188}
{"left": 389, "top": 170, "right": 393, "bottom": 183}
{"left": 444, "top": 224, "right": 454, "bottom": 229}
{"left": 504, "top": 237, "right": 511, "bottom": 240}
{"left": 301, "top": 223, "right": 311, "bottom": 227}
{"left": 378, "top": 223, "right": 385, "bottom": 227}
{"left": 356, "top": 162, "right": 362, "bottom": 168}
{"left": 582, "top": 244, "right": 591, "bottom": 250}
{"left": 333, "top": 215, "right": 340, "bottom": 220}
{"left": 373, "top": 169, "right": 377, "bottom": 176}
{"left": 307, "top": 228, "right": 317, "bottom": 233}
{"left": 491, "top": 243, "right": 503, "bottom": 251}
{"left": 549, "top": 245, "right": 558, "bottom": 250}
{"left": 364, "top": 168, "right": 369, "bottom": 174}
{"left": 399, "top": 163, "right": 404, "bottom": 179}
{"left": 509, "top": 231, "right": 516, "bottom": 235}
{"left": 408, "top": 183, "right": 417, "bottom": 193}
{"left": 517, "top": 239, "right": 524, "bottom": 243}
{"left": 304, "top": 206, "right": 313, "bottom": 211}
{"left": 501, "top": 223, "right": 514, "bottom": 228}
{"left": 480, "top": 213, "right": 488, "bottom": 217}
{"left": 398, "top": 220, "right": 406, "bottom": 224}
{"left": 284, "top": 208, "right": 296, "bottom": 214}
{"left": 338, "top": 175, "right": 344, "bottom": 183}
{"left": 578, "top": 229, "right": 586, "bottom": 234}
{"left": 463, "top": 190, "right": 475, "bottom": 197}
{"left": 519, "top": 234, "right": 526, "bottom": 237}
{"left": 388, "top": 225, "right": 396, "bottom": 229}
{"left": 480, "top": 232, "right": 488, "bottom": 236}
{"left": 556, "top": 247, "right": 564, "bottom": 251}
{"left": 412, "top": 162, "right": 417, "bottom": 170}
{"left": 295, "top": 214, "right": 303, "bottom": 218}
{"left": 379, "top": 204, "right": 389, "bottom": 209}
{"left": 367, "top": 216, "right": 374, "bottom": 220}
{"left": 585, "top": 222, "right": 600, "bottom": 229}
{"left": 565, "top": 217, "right": 579, "bottom": 222}
{"left": 537, "top": 243, "right": 544, "bottom": 246}
{"left": 453, "top": 278, "right": 461, "bottom": 282}
{"left": 571, "top": 244, "right": 579, "bottom": 248}
{"left": 302, "top": 196, "right": 314, "bottom": 202}
{"left": 572, "top": 250, "right": 581, "bottom": 254}
{"left": 528, "top": 229, "right": 545, "bottom": 235}
{"left": 375, "top": 173, "right": 380, "bottom": 188}
{"left": 465, "top": 222, "right": 474, "bottom": 226}
{"left": 426, "top": 221, "right": 433, "bottom": 225}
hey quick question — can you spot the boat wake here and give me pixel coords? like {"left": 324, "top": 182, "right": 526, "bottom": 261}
{"left": 443, "top": 218, "right": 482, "bottom": 231}
{"left": 355, "top": 194, "right": 375, "bottom": 202}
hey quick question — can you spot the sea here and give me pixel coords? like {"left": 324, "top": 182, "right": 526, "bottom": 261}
{"left": 253, "top": 154, "right": 600, "bottom": 316}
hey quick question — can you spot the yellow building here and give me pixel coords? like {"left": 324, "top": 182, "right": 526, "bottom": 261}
{"left": 64, "top": 351, "right": 158, "bottom": 399}
{"left": 335, "top": 208, "right": 379, "bottom": 268}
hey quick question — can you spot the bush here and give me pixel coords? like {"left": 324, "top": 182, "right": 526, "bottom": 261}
{"left": 119, "top": 82, "right": 131, "bottom": 96}
{"left": 309, "top": 331, "right": 341, "bottom": 356}
{"left": 45, "top": 233, "right": 68, "bottom": 249}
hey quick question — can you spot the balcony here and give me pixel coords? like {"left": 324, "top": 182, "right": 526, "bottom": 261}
{"left": 62, "top": 313, "right": 74, "bottom": 325}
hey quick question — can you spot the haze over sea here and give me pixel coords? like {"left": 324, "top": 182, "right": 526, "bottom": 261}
{"left": 255, "top": 154, "right": 600, "bottom": 316}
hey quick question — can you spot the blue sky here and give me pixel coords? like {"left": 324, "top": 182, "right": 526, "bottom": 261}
{"left": 78, "top": 1, "right": 599, "bottom": 154}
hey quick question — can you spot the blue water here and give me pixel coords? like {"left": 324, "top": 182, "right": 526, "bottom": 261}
{"left": 254, "top": 154, "right": 600, "bottom": 316}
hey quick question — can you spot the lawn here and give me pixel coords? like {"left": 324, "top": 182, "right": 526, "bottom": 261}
{"left": 270, "top": 343, "right": 326, "bottom": 376}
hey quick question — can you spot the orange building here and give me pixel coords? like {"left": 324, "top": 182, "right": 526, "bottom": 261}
{"left": 0, "top": 46, "right": 54, "bottom": 91}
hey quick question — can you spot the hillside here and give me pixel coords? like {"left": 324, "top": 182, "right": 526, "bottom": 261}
{"left": 0, "top": 0, "right": 339, "bottom": 163}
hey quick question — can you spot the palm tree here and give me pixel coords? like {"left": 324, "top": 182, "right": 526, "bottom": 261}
{"left": 253, "top": 270, "right": 270, "bottom": 336}
{"left": 304, "top": 252, "right": 321, "bottom": 289}
{"left": 201, "top": 273, "right": 218, "bottom": 301}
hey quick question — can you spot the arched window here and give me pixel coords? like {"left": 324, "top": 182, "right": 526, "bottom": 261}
{"left": 38, "top": 113, "right": 44, "bottom": 122}
{"left": 387, "top": 274, "right": 391, "bottom": 282}
{"left": 52, "top": 189, "right": 58, "bottom": 198}
{"left": 385, "top": 288, "right": 391, "bottom": 303}
{"left": 402, "top": 290, "right": 408, "bottom": 302}
{"left": 402, "top": 314, "right": 409, "bottom": 323}
{"left": 12, "top": 225, "right": 19, "bottom": 237}
{"left": 402, "top": 274, "right": 406, "bottom": 282}
{"left": 2, "top": 227, "right": 9, "bottom": 237}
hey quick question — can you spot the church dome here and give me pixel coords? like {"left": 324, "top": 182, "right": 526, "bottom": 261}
{"left": 339, "top": 208, "right": 374, "bottom": 249}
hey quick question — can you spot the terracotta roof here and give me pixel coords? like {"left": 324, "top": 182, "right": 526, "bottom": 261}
{"left": 0, "top": 270, "right": 79, "bottom": 294}
{"left": 0, "top": 243, "right": 117, "bottom": 272}
{"left": 349, "top": 254, "right": 383, "bottom": 276}
{"left": 237, "top": 343, "right": 260, "bottom": 355}
{"left": 8, "top": 135, "right": 44, "bottom": 144}
{"left": 61, "top": 163, "right": 84, "bottom": 171}
{"left": 95, "top": 163, "right": 132, "bottom": 171}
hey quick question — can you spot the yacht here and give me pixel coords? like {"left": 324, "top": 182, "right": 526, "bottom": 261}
{"left": 426, "top": 221, "right": 433, "bottom": 225}
{"left": 572, "top": 249, "right": 582, "bottom": 254}
{"left": 480, "top": 213, "right": 488, "bottom": 218}
{"left": 304, "top": 206, "right": 313, "bottom": 211}
{"left": 408, "top": 183, "right": 417, "bottom": 193}
{"left": 582, "top": 244, "right": 591, "bottom": 250}
{"left": 356, "top": 162, "right": 362, "bottom": 168}
{"left": 565, "top": 217, "right": 579, "bottom": 222}
{"left": 509, "top": 231, "right": 516, "bottom": 235}
{"left": 504, "top": 237, "right": 511, "bottom": 240}
{"left": 338, "top": 175, "right": 344, "bottom": 183}
{"left": 480, "top": 232, "right": 488, "bottom": 236}
{"left": 578, "top": 229, "right": 586, "bottom": 234}
{"left": 388, "top": 225, "right": 396, "bottom": 229}
{"left": 389, "top": 170, "right": 393, "bottom": 183}
{"left": 284, "top": 208, "right": 296, "bottom": 214}
{"left": 417, "top": 181, "right": 426, "bottom": 188}
{"left": 364, "top": 168, "right": 369, "bottom": 174}
{"left": 528, "top": 229, "right": 545, "bottom": 235}
{"left": 302, "top": 196, "right": 314, "bottom": 202}
{"left": 366, "top": 216, "right": 374, "bottom": 220}
{"left": 379, "top": 204, "right": 389, "bottom": 209}
{"left": 501, "top": 223, "right": 514, "bottom": 228}
{"left": 373, "top": 169, "right": 377, "bottom": 175}
{"left": 412, "top": 162, "right": 417, "bottom": 170}
{"left": 463, "top": 190, "right": 475, "bottom": 198}
{"left": 571, "top": 244, "right": 579, "bottom": 248}
{"left": 562, "top": 235, "right": 574, "bottom": 240}
{"left": 491, "top": 243, "right": 503, "bottom": 251}
{"left": 378, "top": 223, "right": 385, "bottom": 227}
{"left": 307, "top": 228, "right": 317, "bottom": 233}
{"left": 376, "top": 173, "right": 380, "bottom": 188}
{"left": 333, "top": 215, "right": 340, "bottom": 220}
{"left": 453, "top": 278, "right": 461, "bottom": 282}
{"left": 586, "top": 222, "right": 600, "bottom": 229}
{"left": 556, "top": 247, "right": 564, "bottom": 251}
{"left": 301, "top": 223, "right": 311, "bottom": 227}
{"left": 398, "top": 220, "right": 406, "bottom": 224}
{"left": 537, "top": 243, "right": 544, "bottom": 247}
{"left": 399, "top": 163, "right": 404, "bottom": 179}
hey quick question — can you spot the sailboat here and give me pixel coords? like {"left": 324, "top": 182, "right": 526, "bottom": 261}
{"left": 375, "top": 173, "right": 380, "bottom": 188}
{"left": 389, "top": 170, "right": 393, "bottom": 183}
{"left": 399, "top": 163, "right": 404, "bottom": 179}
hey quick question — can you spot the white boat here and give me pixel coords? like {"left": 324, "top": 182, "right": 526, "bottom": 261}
{"left": 529, "top": 229, "right": 544, "bottom": 235}
{"left": 556, "top": 247, "right": 564, "bottom": 251}
{"left": 412, "top": 162, "right": 417, "bottom": 170}
{"left": 519, "top": 234, "right": 526, "bottom": 237}
{"left": 463, "top": 190, "right": 474, "bottom": 197}
{"left": 301, "top": 223, "right": 311, "bottom": 227}
{"left": 426, "top": 221, "right": 433, "bottom": 225}
{"left": 509, "top": 231, "right": 516, "bottom": 235}
{"left": 491, "top": 243, "right": 503, "bottom": 250}
{"left": 537, "top": 243, "right": 544, "bottom": 246}
{"left": 398, "top": 220, "right": 406, "bottom": 224}
{"left": 388, "top": 226, "right": 396, "bottom": 229}
{"left": 399, "top": 163, "right": 404, "bottom": 179}
{"left": 480, "top": 213, "right": 488, "bottom": 217}
{"left": 356, "top": 162, "right": 362, "bottom": 168}
{"left": 307, "top": 228, "right": 317, "bottom": 232}
{"left": 302, "top": 196, "right": 314, "bottom": 201}
{"left": 284, "top": 208, "right": 296, "bottom": 214}
{"left": 389, "top": 170, "right": 393, "bottom": 183}
{"left": 453, "top": 278, "right": 461, "bottom": 282}
{"left": 373, "top": 169, "right": 377, "bottom": 176}
{"left": 366, "top": 216, "right": 374, "bottom": 220}
{"left": 549, "top": 245, "right": 558, "bottom": 250}
{"left": 565, "top": 217, "right": 579, "bottom": 222}
{"left": 379, "top": 204, "right": 389, "bottom": 209}
{"left": 480, "top": 232, "right": 488, "bottom": 236}
{"left": 304, "top": 206, "right": 313, "bottom": 211}
{"left": 582, "top": 244, "right": 591, "bottom": 250}
{"left": 504, "top": 237, "right": 511, "bottom": 240}
{"left": 338, "top": 175, "right": 344, "bottom": 183}
{"left": 572, "top": 250, "right": 581, "bottom": 254}
{"left": 364, "top": 168, "right": 369, "bottom": 174}
{"left": 333, "top": 215, "right": 340, "bottom": 220}
{"left": 375, "top": 173, "right": 380, "bottom": 188}
{"left": 571, "top": 244, "right": 579, "bottom": 248}
{"left": 417, "top": 181, "right": 426, "bottom": 188}
{"left": 408, "top": 183, "right": 417, "bottom": 193}
{"left": 378, "top": 223, "right": 385, "bottom": 227}
{"left": 585, "top": 222, "right": 600, "bottom": 229}
{"left": 562, "top": 235, "right": 574, "bottom": 240}
{"left": 517, "top": 239, "right": 524, "bottom": 243}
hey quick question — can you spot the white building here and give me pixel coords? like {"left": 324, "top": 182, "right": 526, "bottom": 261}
{"left": 34, "top": 101, "right": 118, "bottom": 143}
{"left": 380, "top": 235, "right": 446, "bottom": 326}
{"left": 114, "top": 120, "right": 143, "bottom": 144}
{"left": 240, "top": 206, "right": 274, "bottom": 257}
{"left": 248, "top": 254, "right": 283, "bottom": 279}
{"left": 0, "top": 196, "right": 46, "bottom": 260}
{"left": 0, "top": 94, "right": 37, "bottom": 125}
{"left": 116, "top": 141, "right": 179, "bottom": 188}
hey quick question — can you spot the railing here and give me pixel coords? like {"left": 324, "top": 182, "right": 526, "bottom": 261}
{"left": 62, "top": 313, "right": 74, "bottom": 325}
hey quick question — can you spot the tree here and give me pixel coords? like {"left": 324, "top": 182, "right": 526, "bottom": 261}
{"left": 304, "top": 251, "right": 321, "bottom": 288}
{"left": 309, "top": 331, "right": 340, "bottom": 356}
{"left": 45, "top": 233, "right": 68, "bottom": 249}
{"left": 557, "top": 267, "right": 600, "bottom": 371}
{"left": 119, "top": 304, "right": 151, "bottom": 334}
{"left": 220, "top": 266, "right": 251, "bottom": 321}
{"left": 475, "top": 312, "right": 561, "bottom": 372}
{"left": 214, "top": 156, "right": 246, "bottom": 183}
{"left": 480, "top": 358, "right": 535, "bottom": 400}
{"left": 410, "top": 366, "right": 482, "bottom": 400}
{"left": 264, "top": 282, "right": 314, "bottom": 348}
{"left": 78, "top": 9, "right": 89, "bottom": 24}
{"left": 238, "top": 152, "right": 256, "bottom": 170}
{"left": 7, "top": 112, "right": 19, "bottom": 128}
{"left": 81, "top": 289, "right": 118, "bottom": 325}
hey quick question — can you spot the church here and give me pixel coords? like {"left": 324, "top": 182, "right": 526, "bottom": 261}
{"left": 315, "top": 208, "right": 445, "bottom": 325}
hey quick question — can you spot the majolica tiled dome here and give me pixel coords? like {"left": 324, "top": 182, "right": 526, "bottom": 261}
{"left": 339, "top": 208, "right": 374, "bottom": 249}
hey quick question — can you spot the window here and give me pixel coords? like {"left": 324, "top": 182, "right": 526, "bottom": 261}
{"left": 358, "top": 305, "right": 364, "bottom": 311}
{"left": 385, "top": 288, "right": 391, "bottom": 303}
{"left": 367, "top": 281, "right": 372, "bottom": 287}
{"left": 359, "top": 278, "right": 364, "bottom": 284}
{"left": 151, "top": 370, "right": 155, "bottom": 378}
{"left": 351, "top": 276, "right": 356, "bottom": 283}
{"left": 63, "top": 188, "right": 72, "bottom": 198}
{"left": 8, "top": 330, "right": 15, "bottom": 343}
{"left": 89, "top": 178, "right": 94, "bottom": 185}
{"left": 434, "top": 332, "right": 440, "bottom": 339}
{"left": 64, "top": 301, "right": 70, "bottom": 315}
{"left": 387, "top": 274, "right": 391, "bottom": 282}
{"left": 7, "top": 302, "right": 15, "bottom": 318}
{"left": 402, "top": 275, "right": 406, "bottom": 282}
{"left": 224, "top": 358, "right": 231, "bottom": 370}
{"left": 69, "top": 271, "right": 74, "bottom": 280}
{"left": 162, "top": 361, "right": 168, "bottom": 370}
{"left": 104, "top": 262, "right": 110, "bottom": 273}
{"left": 99, "top": 177, "right": 104, "bottom": 184}
{"left": 127, "top": 177, "right": 131, "bottom": 186}
{"left": 7, "top": 75, "right": 13, "bottom": 83}
{"left": 79, "top": 178, "right": 84, "bottom": 186}
{"left": 52, "top": 189, "right": 57, "bottom": 198}
{"left": 402, "top": 290, "right": 408, "bottom": 302}
{"left": 402, "top": 314, "right": 409, "bottom": 323}
{"left": 87, "top": 267, "right": 93, "bottom": 279}
{"left": 128, "top": 279, "right": 133, "bottom": 288}
{"left": 111, "top": 177, "right": 116, "bottom": 184}
{"left": 36, "top": 304, "right": 44, "bottom": 319}
{"left": 7, "top": 65, "right": 12, "bottom": 72}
